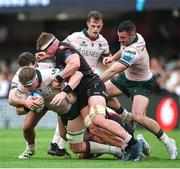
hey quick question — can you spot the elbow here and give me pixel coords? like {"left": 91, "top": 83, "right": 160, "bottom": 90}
{"left": 109, "top": 69, "right": 118, "bottom": 76}
{"left": 72, "top": 62, "right": 80, "bottom": 71}
{"left": 8, "top": 97, "right": 13, "bottom": 106}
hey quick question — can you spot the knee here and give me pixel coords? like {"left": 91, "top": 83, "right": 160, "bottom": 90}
{"left": 89, "top": 125, "right": 98, "bottom": 135}
{"left": 92, "top": 115, "right": 107, "bottom": 127}
{"left": 23, "top": 123, "right": 34, "bottom": 133}
{"left": 84, "top": 105, "right": 106, "bottom": 128}
{"left": 132, "top": 113, "right": 143, "bottom": 123}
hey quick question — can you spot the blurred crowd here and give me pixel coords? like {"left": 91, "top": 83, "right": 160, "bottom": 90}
{"left": 150, "top": 56, "right": 180, "bottom": 96}
{"left": 0, "top": 55, "right": 180, "bottom": 99}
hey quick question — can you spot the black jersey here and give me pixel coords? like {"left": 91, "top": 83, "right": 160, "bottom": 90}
{"left": 55, "top": 42, "right": 98, "bottom": 81}
{"left": 55, "top": 42, "right": 107, "bottom": 110}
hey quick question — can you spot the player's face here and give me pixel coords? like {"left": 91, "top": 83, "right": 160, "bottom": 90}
{"left": 87, "top": 18, "right": 103, "bottom": 39}
{"left": 24, "top": 78, "right": 38, "bottom": 92}
{"left": 44, "top": 41, "right": 58, "bottom": 57}
{"left": 117, "top": 31, "right": 135, "bottom": 46}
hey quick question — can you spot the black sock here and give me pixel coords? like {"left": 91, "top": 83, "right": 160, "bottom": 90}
{"left": 156, "top": 129, "right": 164, "bottom": 138}
{"left": 125, "top": 137, "right": 137, "bottom": 151}
{"left": 116, "top": 106, "right": 124, "bottom": 114}
{"left": 85, "top": 141, "right": 91, "bottom": 153}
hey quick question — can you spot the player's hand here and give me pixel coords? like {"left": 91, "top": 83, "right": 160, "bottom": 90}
{"left": 66, "top": 92, "right": 77, "bottom": 104}
{"left": 102, "top": 57, "right": 114, "bottom": 66}
{"left": 25, "top": 97, "right": 43, "bottom": 111}
{"left": 50, "top": 91, "right": 67, "bottom": 106}
{"left": 52, "top": 80, "right": 65, "bottom": 89}
{"left": 35, "top": 52, "right": 47, "bottom": 61}
{"left": 16, "top": 107, "right": 28, "bottom": 115}
{"left": 35, "top": 96, "right": 45, "bottom": 107}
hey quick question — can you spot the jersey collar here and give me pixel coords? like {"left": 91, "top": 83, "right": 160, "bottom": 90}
{"left": 129, "top": 34, "right": 138, "bottom": 45}
{"left": 82, "top": 28, "right": 99, "bottom": 41}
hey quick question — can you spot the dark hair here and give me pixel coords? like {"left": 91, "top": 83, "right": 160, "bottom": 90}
{"left": 87, "top": 11, "right": 103, "bottom": 22}
{"left": 17, "top": 52, "right": 35, "bottom": 67}
{"left": 118, "top": 20, "right": 136, "bottom": 33}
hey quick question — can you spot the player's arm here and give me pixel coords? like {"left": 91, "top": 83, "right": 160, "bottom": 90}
{"left": 51, "top": 71, "right": 83, "bottom": 106}
{"left": 102, "top": 51, "right": 121, "bottom": 66}
{"left": 8, "top": 88, "right": 26, "bottom": 107}
{"left": 35, "top": 52, "right": 49, "bottom": 61}
{"left": 100, "top": 61, "right": 127, "bottom": 82}
{"left": 9, "top": 86, "right": 43, "bottom": 112}
{"left": 9, "top": 88, "right": 29, "bottom": 115}
{"left": 66, "top": 71, "right": 83, "bottom": 90}
{"left": 56, "top": 53, "right": 80, "bottom": 81}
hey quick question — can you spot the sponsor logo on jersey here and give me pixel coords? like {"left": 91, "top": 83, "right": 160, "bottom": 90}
{"left": 121, "top": 54, "right": 135, "bottom": 62}
{"left": 79, "top": 48, "right": 100, "bottom": 58}
{"left": 79, "top": 41, "right": 88, "bottom": 47}
{"left": 124, "top": 50, "right": 136, "bottom": 55}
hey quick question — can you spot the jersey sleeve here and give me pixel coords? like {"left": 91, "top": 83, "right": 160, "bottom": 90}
{"left": 16, "top": 83, "right": 28, "bottom": 99}
{"left": 63, "top": 34, "right": 73, "bottom": 44}
{"left": 101, "top": 38, "right": 110, "bottom": 57}
{"left": 118, "top": 47, "right": 138, "bottom": 67}
{"left": 10, "top": 72, "right": 19, "bottom": 89}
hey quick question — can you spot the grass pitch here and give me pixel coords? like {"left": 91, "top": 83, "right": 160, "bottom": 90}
{"left": 0, "top": 129, "right": 179, "bottom": 168}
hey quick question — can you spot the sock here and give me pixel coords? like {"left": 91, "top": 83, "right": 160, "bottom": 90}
{"left": 117, "top": 106, "right": 132, "bottom": 121}
{"left": 58, "top": 137, "right": 66, "bottom": 149}
{"left": 124, "top": 134, "right": 132, "bottom": 144}
{"left": 52, "top": 124, "right": 61, "bottom": 144}
{"left": 116, "top": 106, "right": 124, "bottom": 114}
{"left": 159, "top": 132, "right": 169, "bottom": 144}
{"left": 122, "top": 109, "right": 132, "bottom": 121}
{"left": 124, "top": 134, "right": 137, "bottom": 151}
{"left": 26, "top": 142, "right": 35, "bottom": 152}
{"left": 89, "top": 141, "right": 122, "bottom": 156}
{"left": 121, "top": 142, "right": 128, "bottom": 151}
{"left": 156, "top": 129, "right": 164, "bottom": 138}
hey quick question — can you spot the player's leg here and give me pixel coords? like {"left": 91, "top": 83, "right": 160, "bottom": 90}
{"left": 19, "top": 109, "right": 46, "bottom": 159}
{"left": 47, "top": 115, "right": 70, "bottom": 157}
{"left": 105, "top": 80, "right": 134, "bottom": 127}
{"left": 67, "top": 114, "right": 122, "bottom": 159}
{"left": 132, "top": 95, "right": 178, "bottom": 160}
{"left": 83, "top": 99, "right": 143, "bottom": 161}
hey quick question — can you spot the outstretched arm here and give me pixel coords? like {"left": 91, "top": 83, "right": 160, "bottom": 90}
{"left": 100, "top": 61, "right": 127, "bottom": 82}
{"left": 102, "top": 51, "right": 121, "bottom": 66}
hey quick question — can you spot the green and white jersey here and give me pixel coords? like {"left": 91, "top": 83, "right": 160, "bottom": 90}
{"left": 119, "top": 33, "right": 153, "bottom": 81}
{"left": 17, "top": 68, "right": 60, "bottom": 97}
{"left": 17, "top": 67, "right": 72, "bottom": 114}
{"left": 11, "top": 68, "right": 21, "bottom": 89}
{"left": 63, "top": 29, "right": 110, "bottom": 72}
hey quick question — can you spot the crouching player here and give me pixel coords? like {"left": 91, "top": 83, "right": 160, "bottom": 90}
{"left": 8, "top": 52, "right": 70, "bottom": 158}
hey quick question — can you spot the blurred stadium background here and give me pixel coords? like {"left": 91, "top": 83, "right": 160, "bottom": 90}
{"left": 0, "top": 0, "right": 179, "bottom": 131}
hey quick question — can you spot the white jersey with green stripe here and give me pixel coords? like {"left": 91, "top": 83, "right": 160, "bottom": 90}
{"left": 17, "top": 67, "right": 60, "bottom": 97}
{"left": 63, "top": 29, "right": 110, "bottom": 72}
{"left": 17, "top": 67, "right": 72, "bottom": 114}
{"left": 119, "top": 33, "right": 153, "bottom": 81}
{"left": 11, "top": 68, "right": 21, "bottom": 89}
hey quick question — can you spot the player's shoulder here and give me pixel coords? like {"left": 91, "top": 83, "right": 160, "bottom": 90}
{"left": 35, "top": 67, "right": 54, "bottom": 75}
{"left": 98, "top": 34, "right": 107, "bottom": 41}
{"left": 67, "top": 31, "right": 83, "bottom": 39}
{"left": 97, "top": 34, "right": 109, "bottom": 47}
{"left": 131, "top": 33, "right": 146, "bottom": 48}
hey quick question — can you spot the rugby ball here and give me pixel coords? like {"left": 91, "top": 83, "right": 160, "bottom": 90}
{"left": 27, "top": 91, "right": 44, "bottom": 113}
